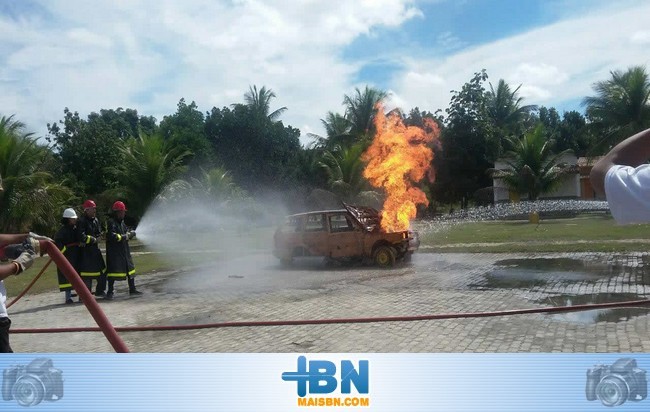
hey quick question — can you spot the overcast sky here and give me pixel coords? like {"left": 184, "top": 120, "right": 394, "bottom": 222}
{"left": 1, "top": 0, "right": 649, "bottom": 145}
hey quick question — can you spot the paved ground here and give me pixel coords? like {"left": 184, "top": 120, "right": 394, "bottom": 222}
{"left": 8, "top": 252, "right": 650, "bottom": 353}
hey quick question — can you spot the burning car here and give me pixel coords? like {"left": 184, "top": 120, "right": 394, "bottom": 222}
{"left": 273, "top": 203, "right": 419, "bottom": 267}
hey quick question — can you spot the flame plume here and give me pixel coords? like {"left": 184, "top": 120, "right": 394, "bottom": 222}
{"left": 362, "top": 105, "right": 439, "bottom": 232}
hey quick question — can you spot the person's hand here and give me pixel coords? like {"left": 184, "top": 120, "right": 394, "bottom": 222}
{"left": 87, "top": 236, "right": 97, "bottom": 245}
{"left": 128, "top": 231, "right": 136, "bottom": 240}
{"left": 28, "top": 232, "right": 53, "bottom": 242}
{"left": 13, "top": 251, "right": 35, "bottom": 274}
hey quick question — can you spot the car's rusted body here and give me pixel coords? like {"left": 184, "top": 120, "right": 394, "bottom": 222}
{"left": 273, "top": 204, "right": 419, "bottom": 267}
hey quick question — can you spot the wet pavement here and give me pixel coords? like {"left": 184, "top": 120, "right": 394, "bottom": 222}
{"left": 8, "top": 252, "right": 650, "bottom": 352}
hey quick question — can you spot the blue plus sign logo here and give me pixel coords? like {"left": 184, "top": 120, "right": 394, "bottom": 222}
{"left": 282, "top": 356, "right": 369, "bottom": 397}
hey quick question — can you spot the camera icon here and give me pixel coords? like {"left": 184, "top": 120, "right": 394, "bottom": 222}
{"left": 2, "top": 358, "right": 63, "bottom": 407}
{"left": 586, "top": 358, "right": 647, "bottom": 407}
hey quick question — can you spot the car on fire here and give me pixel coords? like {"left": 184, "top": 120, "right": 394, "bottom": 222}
{"left": 273, "top": 203, "right": 419, "bottom": 267}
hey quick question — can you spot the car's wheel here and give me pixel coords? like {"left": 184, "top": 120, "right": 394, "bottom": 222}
{"left": 373, "top": 245, "right": 396, "bottom": 268}
{"left": 403, "top": 252, "right": 413, "bottom": 263}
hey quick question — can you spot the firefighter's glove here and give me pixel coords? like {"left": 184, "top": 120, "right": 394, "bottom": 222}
{"left": 29, "top": 232, "right": 53, "bottom": 243}
{"left": 127, "top": 231, "right": 136, "bottom": 240}
{"left": 13, "top": 251, "right": 35, "bottom": 274}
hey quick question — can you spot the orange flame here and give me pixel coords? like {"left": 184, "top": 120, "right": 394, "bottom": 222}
{"left": 362, "top": 105, "right": 439, "bottom": 232}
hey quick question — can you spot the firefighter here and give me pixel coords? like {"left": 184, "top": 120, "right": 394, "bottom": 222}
{"left": 54, "top": 208, "right": 80, "bottom": 304}
{"left": 76, "top": 199, "right": 107, "bottom": 297}
{"left": 105, "top": 201, "right": 141, "bottom": 299}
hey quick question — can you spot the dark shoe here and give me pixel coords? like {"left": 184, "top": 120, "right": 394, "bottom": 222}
{"left": 95, "top": 291, "right": 106, "bottom": 298}
{"left": 104, "top": 292, "right": 114, "bottom": 300}
{"left": 65, "top": 298, "right": 74, "bottom": 304}
{"left": 129, "top": 289, "right": 143, "bottom": 296}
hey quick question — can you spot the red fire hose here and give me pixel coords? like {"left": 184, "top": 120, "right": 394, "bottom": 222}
{"left": 36, "top": 240, "right": 130, "bottom": 352}
{"left": 9, "top": 296, "right": 650, "bottom": 334}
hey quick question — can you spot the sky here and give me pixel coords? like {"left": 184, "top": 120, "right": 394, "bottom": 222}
{"left": 1, "top": 0, "right": 649, "bottom": 146}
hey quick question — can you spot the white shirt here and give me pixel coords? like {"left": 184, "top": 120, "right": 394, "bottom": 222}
{"left": 0, "top": 280, "right": 7, "bottom": 318}
{"left": 605, "top": 164, "right": 650, "bottom": 224}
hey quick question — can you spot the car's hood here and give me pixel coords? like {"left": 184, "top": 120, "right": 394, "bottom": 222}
{"left": 342, "top": 202, "right": 381, "bottom": 232}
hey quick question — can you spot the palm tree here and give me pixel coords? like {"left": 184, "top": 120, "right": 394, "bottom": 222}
{"left": 0, "top": 115, "right": 74, "bottom": 233}
{"left": 490, "top": 125, "right": 573, "bottom": 200}
{"left": 243, "top": 85, "right": 287, "bottom": 121}
{"left": 110, "top": 133, "right": 191, "bottom": 219}
{"left": 342, "top": 86, "right": 389, "bottom": 139}
{"left": 307, "top": 112, "right": 353, "bottom": 151}
{"left": 318, "top": 143, "right": 369, "bottom": 201}
{"left": 484, "top": 79, "right": 537, "bottom": 159}
{"left": 583, "top": 66, "right": 650, "bottom": 150}
{"left": 190, "top": 167, "right": 246, "bottom": 203}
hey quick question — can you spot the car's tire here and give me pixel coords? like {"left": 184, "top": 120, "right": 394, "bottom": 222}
{"left": 403, "top": 252, "right": 413, "bottom": 263}
{"left": 373, "top": 245, "right": 396, "bottom": 268}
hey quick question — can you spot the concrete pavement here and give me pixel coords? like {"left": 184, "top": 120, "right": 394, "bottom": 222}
{"left": 7, "top": 252, "right": 650, "bottom": 353}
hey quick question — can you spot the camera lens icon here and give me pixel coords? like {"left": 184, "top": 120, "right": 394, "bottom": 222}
{"left": 2, "top": 358, "right": 63, "bottom": 407}
{"left": 586, "top": 358, "right": 647, "bottom": 407}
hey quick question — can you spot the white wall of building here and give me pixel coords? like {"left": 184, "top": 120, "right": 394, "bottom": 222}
{"left": 493, "top": 153, "right": 579, "bottom": 203}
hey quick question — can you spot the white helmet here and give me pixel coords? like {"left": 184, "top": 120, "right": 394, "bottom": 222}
{"left": 62, "top": 208, "right": 78, "bottom": 219}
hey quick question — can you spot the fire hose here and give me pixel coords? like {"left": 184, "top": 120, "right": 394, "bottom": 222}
{"left": 5, "top": 242, "right": 650, "bottom": 351}
{"left": 8, "top": 298, "right": 650, "bottom": 334}
{"left": 4, "top": 240, "right": 130, "bottom": 352}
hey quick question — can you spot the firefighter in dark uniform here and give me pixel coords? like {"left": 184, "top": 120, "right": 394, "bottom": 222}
{"left": 54, "top": 208, "right": 80, "bottom": 304}
{"left": 105, "top": 201, "right": 142, "bottom": 300}
{"left": 76, "top": 199, "right": 107, "bottom": 297}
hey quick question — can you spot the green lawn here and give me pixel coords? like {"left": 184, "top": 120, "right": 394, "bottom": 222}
{"left": 419, "top": 214, "right": 650, "bottom": 253}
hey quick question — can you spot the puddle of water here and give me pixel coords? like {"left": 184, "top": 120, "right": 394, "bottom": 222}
{"left": 471, "top": 258, "right": 625, "bottom": 290}
{"left": 537, "top": 293, "right": 650, "bottom": 324}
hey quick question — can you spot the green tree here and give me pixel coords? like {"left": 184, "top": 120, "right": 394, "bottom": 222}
{"left": 190, "top": 167, "right": 246, "bottom": 203}
{"left": 307, "top": 112, "right": 353, "bottom": 151}
{"left": 205, "top": 102, "right": 301, "bottom": 192}
{"left": 559, "top": 110, "right": 590, "bottom": 156}
{"left": 0, "top": 115, "right": 74, "bottom": 233}
{"left": 47, "top": 107, "right": 155, "bottom": 195}
{"left": 484, "top": 79, "right": 537, "bottom": 158}
{"left": 110, "top": 133, "right": 191, "bottom": 219}
{"left": 342, "top": 86, "right": 388, "bottom": 139}
{"left": 583, "top": 65, "right": 650, "bottom": 150}
{"left": 243, "top": 85, "right": 288, "bottom": 121}
{"left": 159, "top": 99, "right": 211, "bottom": 166}
{"left": 435, "top": 70, "right": 493, "bottom": 208}
{"left": 491, "top": 125, "right": 573, "bottom": 200}
{"left": 318, "top": 143, "right": 369, "bottom": 201}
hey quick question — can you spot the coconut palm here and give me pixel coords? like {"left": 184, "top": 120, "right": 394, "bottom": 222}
{"left": 318, "top": 143, "right": 369, "bottom": 200}
{"left": 110, "top": 133, "right": 191, "bottom": 219}
{"left": 0, "top": 115, "right": 74, "bottom": 233}
{"left": 243, "top": 85, "right": 287, "bottom": 121}
{"left": 490, "top": 125, "right": 573, "bottom": 201}
{"left": 484, "top": 79, "right": 537, "bottom": 159}
{"left": 583, "top": 66, "right": 650, "bottom": 150}
{"left": 343, "top": 86, "right": 389, "bottom": 139}
{"left": 190, "top": 167, "right": 247, "bottom": 203}
{"left": 307, "top": 111, "right": 353, "bottom": 151}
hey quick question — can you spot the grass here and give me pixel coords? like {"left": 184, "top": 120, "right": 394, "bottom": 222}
{"left": 420, "top": 214, "right": 650, "bottom": 253}
{"left": 4, "top": 249, "right": 172, "bottom": 298}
